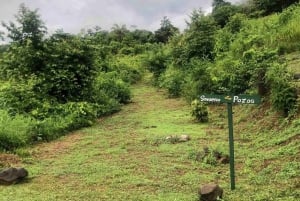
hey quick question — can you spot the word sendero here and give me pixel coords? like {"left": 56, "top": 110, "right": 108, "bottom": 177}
{"left": 200, "top": 95, "right": 221, "bottom": 103}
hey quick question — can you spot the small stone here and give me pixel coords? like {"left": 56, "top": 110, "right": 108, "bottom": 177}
{"left": 165, "top": 135, "right": 176, "bottom": 140}
{"left": 178, "top": 134, "right": 190, "bottom": 142}
{"left": 199, "top": 183, "right": 223, "bottom": 201}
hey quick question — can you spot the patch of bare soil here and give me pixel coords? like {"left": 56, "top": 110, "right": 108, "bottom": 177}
{"left": 32, "top": 132, "right": 83, "bottom": 160}
{"left": 0, "top": 154, "right": 22, "bottom": 167}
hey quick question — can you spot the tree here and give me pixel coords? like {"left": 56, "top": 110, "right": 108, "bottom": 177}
{"left": 1, "top": 3, "right": 47, "bottom": 47}
{"left": 39, "top": 35, "right": 96, "bottom": 102}
{"left": 131, "top": 29, "right": 155, "bottom": 43}
{"left": 212, "top": 0, "right": 239, "bottom": 27}
{"left": 110, "top": 24, "right": 130, "bottom": 43}
{"left": 154, "top": 16, "right": 179, "bottom": 43}
{"left": 184, "top": 10, "right": 218, "bottom": 61}
{"left": 212, "top": 0, "right": 230, "bottom": 8}
{"left": 251, "top": 0, "right": 299, "bottom": 15}
{"left": 0, "top": 4, "right": 47, "bottom": 79}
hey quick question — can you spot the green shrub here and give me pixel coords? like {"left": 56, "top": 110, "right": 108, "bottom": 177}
{"left": 266, "top": 64, "right": 298, "bottom": 116}
{"left": 191, "top": 99, "right": 209, "bottom": 122}
{"left": 181, "top": 59, "right": 213, "bottom": 102}
{"left": 114, "top": 63, "right": 142, "bottom": 84}
{"left": 0, "top": 110, "right": 34, "bottom": 150}
{"left": 270, "top": 84, "right": 298, "bottom": 116}
{"left": 119, "top": 47, "right": 135, "bottom": 55}
{"left": 33, "top": 102, "right": 97, "bottom": 141}
{"left": 34, "top": 115, "right": 72, "bottom": 141}
{"left": 142, "top": 46, "right": 169, "bottom": 84}
{"left": 0, "top": 79, "right": 43, "bottom": 115}
{"left": 159, "top": 68, "right": 184, "bottom": 97}
{"left": 94, "top": 73, "right": 131, "bottom": 104}
{"left": 59, "top": 102, "right": 97, "bottom": 128}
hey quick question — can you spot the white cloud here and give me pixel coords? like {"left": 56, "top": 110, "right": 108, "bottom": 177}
{"left": 0, "top": 0, "right": 246, "bottom": 36}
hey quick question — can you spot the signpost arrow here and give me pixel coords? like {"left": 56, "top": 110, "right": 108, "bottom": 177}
{"left": 199, "top": 94, "right": 261, "bottom": 190}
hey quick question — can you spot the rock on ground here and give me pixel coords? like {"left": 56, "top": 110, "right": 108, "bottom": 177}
{"left": 199, "top": 183, "right": 223, "bottom": 201}
{"left": 0, "top": 167, "right": 28, "bottom": 185}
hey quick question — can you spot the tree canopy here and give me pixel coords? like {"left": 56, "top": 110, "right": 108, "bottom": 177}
{"left": 154, "top": 16, "right": 179, "bottom": 43}
{"left": 1, "top": 3, "right": 46, "bottom": 47}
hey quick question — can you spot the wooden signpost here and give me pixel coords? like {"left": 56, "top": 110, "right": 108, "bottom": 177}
{"left": 199, "top": 94, "right": 261, "bottom": 190}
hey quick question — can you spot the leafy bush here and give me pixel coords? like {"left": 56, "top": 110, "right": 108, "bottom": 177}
{"left": 41, "top": 36, "right": 97, "bottom": 103}
{"left": 33, "top": 102, "right": 97, "bottom": 141}
{"left": 107, "top": 56, "right": 144, "bottom": 84}
{"left": 266, "top": 64, "right": 298, "bottom": 116}
{"left": 142, "top": 45, "right": 169, "bottom": 84}
{"left": 276, "top": 5, "right": 300, "bottom": 53}
{"left": 34, "top": 115, "right": 72, "bottom": 141}
{"left": 0, "top": 79, "right": 43, "bottom": 115}
{"left": 94, "top": 73, "right": 131, "bottom": 104}
{"left": 181, "top": 59, "right": 213, "bottom": 102}
{"left": 159, "top": 67, "right": 184, "bottom": 97}
{"left": 0, "top": 110, "right": 34, "bottom": 150}
{"left": 191, "top": 99, "right": 209, "bottom": 122}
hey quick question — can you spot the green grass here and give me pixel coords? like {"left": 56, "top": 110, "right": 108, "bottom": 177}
{"left": 286, "top": 51, "right": 300, "bottom": 73}
{"left": 0, "top": 80, "right": 299, "bottom": 201}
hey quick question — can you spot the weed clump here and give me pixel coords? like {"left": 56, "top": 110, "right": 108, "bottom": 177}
{"left": 188, "top": 147, "right": 229, "bottom": 166}
{"left": 191, "top": 100, "right": 209, "bottom": 123}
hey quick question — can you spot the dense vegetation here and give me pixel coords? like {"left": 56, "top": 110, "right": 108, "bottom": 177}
{"left": 144, "top": 0, "right": 300, "bottom": 120}
{"left": 0, "top": 4, "right": 152, "bottom": 150}
{"left": 0, "top": 0, "right": 299, "bottom": 151}
{"left": 0, "top": 1, "right": 299, "bottom": 200}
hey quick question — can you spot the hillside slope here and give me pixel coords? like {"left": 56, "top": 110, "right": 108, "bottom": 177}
{"left": 0, "top": 79, "right": 299, "bottom": 201}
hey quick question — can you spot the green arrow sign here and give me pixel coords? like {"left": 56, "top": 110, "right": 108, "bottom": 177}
{"left": 199, "top": 93, "right": 261, "bottom": 190}
{"left": 199, "top": 94, "right": 260, "bottom": 104}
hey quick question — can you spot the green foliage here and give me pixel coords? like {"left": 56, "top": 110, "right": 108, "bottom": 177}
{"left": 110, "top": 24, "right": 130, "bottom": 42}
{"left": 277, "top": 161, "right": 300, "bottom": 179}
{"left": 190, "top": 99, "right": 208, "bottom": 122}
{"left": 154, "top": 16, "right": 179, "bottom": 43}
{"left": 34, "top": 102, "right": 97, "bottom": 141}
{"left": 0, "top": 110, "right": 33, "bottom": 150}
{"left": 93, "top": 73, "right": 131, "bottom": 104}
{"left": 214, "top": 14, "right": 246, "bottom": 57}
{"left": 1, "top": 3, "right": 46, "bottom": 47}
{"left": 0, "top": 35, "right": 97, "bottom": 103}
{"left": 158, "top": 4, "right": 300, "bottom": 118}
{"left": 0, "top": 41, "right": 44, "bottom": 80}
{"left": 41, "top": 35, "right": 96, "bottom": 102}
{"left": 0, "top": 4, "right": 148, "bottom": 150}
{"left": 212, "top": 0, "right": 239, "bottom": 27}
{"left": 266, "top": 64, "right": 298, "bottom": 116}
{"left": 143, "top": 45, "right": 169, "bottom": 84}
{"left": 0, "top": 79, "right": 42, "bottom": 115}
{"left": 184, "top": 10, "right": 217, "bottom": 61}
{"left": 276, "top": 5, "right": 300, "bottom": 53}
{"left": 159, "top": 67, "right": 184, "bottom": 98}
{"left": 106, "top": 56, "right": 144, "bottom": 84}
{"left": 251, "top": 0, "right": 299, "bottom": 16}
{"left": 181, "top": 59, "right": 213, "bottom": 101}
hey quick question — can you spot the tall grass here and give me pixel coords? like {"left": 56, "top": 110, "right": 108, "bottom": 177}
{"left": 0, "top": 110, "right": 34, "bottom": 150}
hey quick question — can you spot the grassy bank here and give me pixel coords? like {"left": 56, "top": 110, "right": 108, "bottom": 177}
{"left": 0, "top": 80, "right": 299, "bottom": 201}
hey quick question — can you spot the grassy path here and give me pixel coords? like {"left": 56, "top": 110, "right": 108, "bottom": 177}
{"left": 1, "top": 81, "right": 299, "bottom": 201}
{"left": 0, "top": 82, "right": 210, "bottom": 201}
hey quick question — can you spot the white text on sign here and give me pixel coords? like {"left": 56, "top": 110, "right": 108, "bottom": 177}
{"left": 233, "top": 96, "right": 255, "bottom": 104}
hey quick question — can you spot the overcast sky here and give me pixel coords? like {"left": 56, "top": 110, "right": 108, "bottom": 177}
{"left": 0, "top": 0, "right": 244, "bottom": 36}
